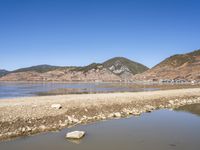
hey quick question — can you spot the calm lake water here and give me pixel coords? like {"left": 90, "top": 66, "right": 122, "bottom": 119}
{"left": 0, "top": 104, "right": 200, "bottom": 150}
{"left": 0, "top": 82, "right": 158, "bottom": 99}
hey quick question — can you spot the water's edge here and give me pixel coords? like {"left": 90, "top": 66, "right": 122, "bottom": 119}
{"left": 1, "top": 96, "right": 200, "bottom": 142}
{"left": 1, "top": 104, "right": 200, "bottom": 150}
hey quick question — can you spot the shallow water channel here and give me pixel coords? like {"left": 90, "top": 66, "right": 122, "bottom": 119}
{"left": 0, "top": 104, "right": 200, "bottom": 150}
{"left": 0, "top": 82, "right": 158, "bottom": 99}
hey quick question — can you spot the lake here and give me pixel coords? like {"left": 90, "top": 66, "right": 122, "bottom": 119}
{"left": 0, "top": 104, "right": 200, "bottom": 150}
{"left": 0, "top": 82, "right": 158, "bottom": 99}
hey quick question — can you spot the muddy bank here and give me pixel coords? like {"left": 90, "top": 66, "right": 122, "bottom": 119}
{"left": 98, "top": 82, "right": 200, "bottom": 90}
{"left": 1, "top": 88, "right": 200, "bottom": 141}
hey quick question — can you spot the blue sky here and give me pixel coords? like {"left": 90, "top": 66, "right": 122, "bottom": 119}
{"left": 0, "top": 0, "right": 200, "bottom": 70}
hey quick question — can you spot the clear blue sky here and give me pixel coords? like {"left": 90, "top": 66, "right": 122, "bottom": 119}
{"left": 0, "top": 0, "right": 200, "bottom": 70}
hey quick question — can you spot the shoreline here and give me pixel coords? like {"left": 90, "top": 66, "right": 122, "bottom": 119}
{"left": 1, "top": 88, "right": 200, "bottom": 141}
{"left": 0, "top": 80, "right": 197, "bottom": 84}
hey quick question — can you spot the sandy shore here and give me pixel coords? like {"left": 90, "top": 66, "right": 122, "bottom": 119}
{"left": 1, "top": 88, "right": 200, "bottom": 141}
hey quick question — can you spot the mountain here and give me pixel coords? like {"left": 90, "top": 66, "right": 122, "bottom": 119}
{"left": 0, "top": 69, "right": 9, "bottom": 77}
{"left": 0, "top": 57, "right": 148, "bottom": 82}
{"left": 103, "top": 57, "right": 148, "bottom": 76}
{"left": 134, "top": 49, "right": 200, "bottom": 81}
{"left": 13, "top": 65, "right": 75, "bottom": 73}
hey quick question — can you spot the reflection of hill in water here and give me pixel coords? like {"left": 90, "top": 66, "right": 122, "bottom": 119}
{"left": 175, "top": 104, "right": 200, "bottom": 116}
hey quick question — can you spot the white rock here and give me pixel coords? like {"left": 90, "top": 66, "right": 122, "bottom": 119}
{"left": 26, "top": 126, "right": 32, "bottom": 132}
{"left": 39, "top": 125, "right": 46, "bottom": 131}
{"left": 67, "top": 116, "right": 73, "bottom": 123}
{"left": 181, "top": 100, "right": 187, "bottom": 104}
{"left": 159, "top": 105, "right": 164, "bottom": 108}
{"left": 169, "top": 100, "right": 174, "bottom": 105}
{"left": 51, "top": 104, "right": 62, "bottom": 109}
{"left": 145, "top": 105, "right": 155, "bottom": 112}
{"left": 133, "top": 112, "right": 141, "bottom": 116}
{"left": 114, "top": 112, "right": 121, "bottom": 118}
{"left": 64, "top": 120, "right": 69, "bottom": 124}
{"left": 73, "top": 118, "right": 79, "bottom": 123}
{"left": 59, "top": 123, "right": 66, "bottom": 127}
{"left": 67, "top": 116, "right": 79, "bottom": 123}
{"left": 122, "top": 108, "right": 132, "bottom": 115}
{"left": 82, "top": 115, "right": 87, "bottom": 119}
{"left": 101, "top": 116, "right": 106, "bottom": 120}
{"left": 22, "top": 127, "right": 26, "bottom": 132}
{"left": 187, "top": 100, "right": 193, "bottom": 104}
{"left": 108, "top": 113, "right": 114, "bottom": 118}
{"left": 66, "top": 131, "right": 85, "bottom": 139}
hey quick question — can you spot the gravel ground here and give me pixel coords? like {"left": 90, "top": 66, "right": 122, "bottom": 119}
{"left": 1, "top": 88, "right": 200, "bottom": 141}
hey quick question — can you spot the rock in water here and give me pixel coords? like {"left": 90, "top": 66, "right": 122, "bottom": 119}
{"left": 51, "top": 104, "right": 62, "bottom": 109}
{"left": 66, "top": 131, "right": 85, "bottom": 139}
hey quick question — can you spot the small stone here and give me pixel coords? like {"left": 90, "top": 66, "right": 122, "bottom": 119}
{"left": 26, "top": 126, "right": 32, "bottom": 132}
{"left": 181, "top": 100, "right": 187, "bottom": 105}
{"left": 22, "top": 127, "right": 26, "bottom": 132}
{"left": 92, "top": 116, "right": 98, "bottom": 120}
{"left": 82, "top": 115, "right": 87, "bottom": 120}
{"left": 187, "top": 100, "right": 193, "bottom": 104}
{"left": 133, "top": 112, "right": 141, "bottom": 116}
{"left": 166, "top": 103, "right": 172, "bottom": 107}
{"left": 122, "top": 108, "right": 133, "bottom": 115}
{"left": 145, "top": 105, "right": 155, "bottom": 112}
{"left": 98, "top": 113, "right": 106, "bottom": 119}
{"left": 73, "top": 118, "right": 79, "bottom": 123}
{"left": 7, "top": 132, "right": 12, "bottom": 136}
{"left": 101, "top": 116, "right": 106, "bottom": 120}
{"left": 67, "top": 116, "right": 79, "bottom": 123}
{"left": 59, "top": 123, "right": 66, "bottom": 127}
{"left": 64, "top": 120, "right": 69, "bottom": 124}
{"left": 39, "top": 125, "right": 46, "bottom": 131}
{"left": 114, "top": 112, "right": 121, "bottom": 118}
{"left": 159, "top": 105, "right": 164, "bottom": 108}
{"left": 66, "top": 131, "right": 85, "bottom": 139}
{"left": 108, "top": 113, "right": 114, "bottom": 118}
{"left": 67, "top": 116, "right": 73, "bottom": 123}
{"left": 51, "top": 104, "right": 62, "bottom": 109}
{"left": 32, "top": 105, "right": 37, "bottom": 108}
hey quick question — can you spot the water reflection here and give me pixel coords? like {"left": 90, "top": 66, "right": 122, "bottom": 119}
{"left": 0, "top": 82, "right": 158, "bottom": 99}
{"left": 175, "top": 103, "right": 200, "bottom": 116}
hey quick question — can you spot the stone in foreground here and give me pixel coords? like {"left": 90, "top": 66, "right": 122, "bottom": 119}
{"left": 66, "top": 131, "right": 85, "bottom": 139}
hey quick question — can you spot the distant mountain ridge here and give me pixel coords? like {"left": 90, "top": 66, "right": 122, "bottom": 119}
{"left": 3, "top": 48, "right": 200, "bottom": 82}
{"left": 134, "top": 49, "right": 200, "bottom": 81}
{"left": 0, "top": 69, "right": 9, "bottom": 77}
{"left": 13, "top": 65, "right": 75, "bottom": 73}
{"left": 0, "top": 57, "right": 148, "bottom": 82}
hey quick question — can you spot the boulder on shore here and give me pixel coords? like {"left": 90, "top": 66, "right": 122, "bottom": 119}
{"left": 66, "top": 131, "right": 85, "bottom": 139}
{"left": 114, "top": 112, "right": 121, "bottom": 118}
